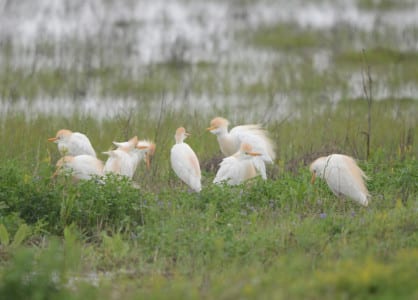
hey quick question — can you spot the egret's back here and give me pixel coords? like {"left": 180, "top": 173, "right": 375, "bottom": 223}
{"left": 323, "top": 154, "right": 369, "bottom": 206}
{"left": 59, "top": 155, "right": 103, "bottom": 180}
{"left": 213, "top": 156, "right": 257, "bottom": 185}
{"left": 66, "top": 133, "right": 96, "bottom": 157}
{"left": 103, "top": 150, "right": 136, "bottom": 179}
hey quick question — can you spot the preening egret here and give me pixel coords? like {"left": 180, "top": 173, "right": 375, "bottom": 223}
{"left": 48, "top": 129, "right": 96, "bottom": 157}
{"left": 103, "top": 147, "right": 137, "bottom": 179}
{"left": 113, "top": 136, "right": 156, "bottom": 170}
{"left": 310, "top": 154, "right": 370, "bottom": 206}
{"left": 207, "top": 117, "right": 275, "bottom": 163}
{"left": 54, "top": 155, "right": 103, "bottom": 180}
{"left": 136, "top": 140, "right": 156, "bottom": 170}
{"left": 170, "top": 127, "right": 201, "bottom": 192}
{"left": 213, "top": 143, "right": 266, "bottom": 185}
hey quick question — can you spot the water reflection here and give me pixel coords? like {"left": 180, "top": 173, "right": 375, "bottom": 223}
{"left": 0, "top": 0, "right": 417, "bottom": 119}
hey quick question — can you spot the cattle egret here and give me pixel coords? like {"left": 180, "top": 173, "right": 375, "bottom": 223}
{"left": 103, "top": 147, "right": 137, "bottom": 179}
{"left": 207, "top": 117, "right": 275, "bottom": 163}
{"left": 135, "top": 140, "right": 156, "bottom": 170}
{"left": 48, "top": 129, "right": 96, "bottom": 157}
{"left": 170, "top": 127, "right": 201, "bottom": 192}
{"left": 310, "top": 154, "right": 370, "bottom": 206}
{"left": 213, "top": 143, "right": 266, "bottom": 185}
{"left": 113, "top": 136, "right": 156, "bottom": 170}
{"left": 54, "top": 155, "right": 103, "bottom": 180}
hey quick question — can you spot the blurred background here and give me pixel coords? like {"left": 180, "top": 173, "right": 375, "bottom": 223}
{"left": 1, "top": 0, "right": 417, "bottom": 119}
{"left": 0, "top": 0, "right": 417, "bottom": 174}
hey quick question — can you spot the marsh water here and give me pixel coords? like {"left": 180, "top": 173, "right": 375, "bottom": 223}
{"left": 1, "top": 0, "right": 417, "bottom": 121}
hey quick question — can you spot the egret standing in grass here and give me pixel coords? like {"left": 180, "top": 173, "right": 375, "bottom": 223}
{"left": 48, "top": 129, "right": 96, "bottom": 157}
{"left": 213, "top": 143, "right": 265, "bottom": 185}
{"left": 170, "top": 127, "right": 201, "bottom": 192}
{"left": 54, "top": 155, "right": 104, "bottom": 180}
{"left": 207, "top": 117, "right": 275, "bottom": 163}
{"left": 310, "top": 154, "right": 370, "bottom": 206}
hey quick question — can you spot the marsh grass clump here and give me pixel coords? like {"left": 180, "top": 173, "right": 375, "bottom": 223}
{"left": 250, "top": 23, "right": 328, "bottom": 51}
{"left": 0, "top": 161, "right": 148, "bottom": 235}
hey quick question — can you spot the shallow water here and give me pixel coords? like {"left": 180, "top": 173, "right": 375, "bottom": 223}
{"left": 0, "top": 0, "right": 417, "bottom": 120}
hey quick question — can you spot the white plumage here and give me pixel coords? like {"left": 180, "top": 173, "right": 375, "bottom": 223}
{"left": 113, "top": 136, "right": 156, "bottom": 171}
{"left": 170, "top": 127, "right": 201, "bottom": 192}
{"left": 310, "top": 154, "right": 370, "bottom": 206}
{"left": 55, "top": 155, "right": 103, "bottom": 180}
{"left": 207, "top": 117, "right": 275, "bottom": 163}
{"left": 48, "top": 129, "right": 96, "bottom": 157}
{"left": 103, "top": 147, "right": 137, "bottom": 179}
{"left": 214, "top": 143, "right": 266, "bottom": 185}
{"left": 112, "top": 136, "right": 139, "bottom": 150}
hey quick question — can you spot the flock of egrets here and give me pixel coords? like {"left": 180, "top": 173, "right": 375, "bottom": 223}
{"left": 49, "top": 117, "right": 370, "bottom": 207}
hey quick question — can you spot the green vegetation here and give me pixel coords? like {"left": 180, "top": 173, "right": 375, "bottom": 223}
{"left": 250, "top": 23, "right": 328, "bottom": 50}
{"left": 0, "top": 157, "right": 417, "bottom": 299}
{"left": 357, "top": 0, "right": 416, "bottom": 10}
{"left": 0, "top": 100, "right": 417, "bottom": 299}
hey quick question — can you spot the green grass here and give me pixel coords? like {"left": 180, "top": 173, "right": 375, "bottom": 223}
{"left": 0, "top": 102, "right": 417, "bottom": 299}
{"left": 249, "top": 23, "right": 328, "bottom": 50}
{"left": 0, "top": 156, "right": 417, "bottom": 299}
{"left": 357, "top": 0, "right": 416, "bottom": 10}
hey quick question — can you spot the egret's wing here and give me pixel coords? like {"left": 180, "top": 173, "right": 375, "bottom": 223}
{"left": 103, "top": 151, "right": 122, "bottom": 174}
{"left": 230, "top": 124, "right": 264, "bottom": 134}
{"left": 112, "top": 136, "right": 139, "bottom": 151}
{"left": 213, "top": 157, "right": 238, "bottom": 184}
{"left": 71, "top": 155, "right": 103, "bottom": 179}
{"left": 113, "top": 141, "right": 130, "bottom": 148}
{"left": 171, "top": 144, "right": 201, "bottom": 191}
{"left": 231, "top": 125, "right": 275, "bottom": 162}
{"left": 70, "top": 133, "right": 96, "bottom": 157}
{"left": 252, "top": 157, "right": 267, "bottom": 180}
{"left": 119, "top": 151, "right": 136, "bottom": 178}
{"left": 103, "top": 150, "right": 135, "bottom": 178}
{"left": 324, "top": 155, "right": 369, "bottom": 205}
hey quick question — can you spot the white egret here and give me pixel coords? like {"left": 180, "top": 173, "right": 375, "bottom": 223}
{"left": 54, "top": 155, "right": 103, "bottom": 180}
{"left": 213, "top": 143, "right": 266, "bottom": 185}
{"left": 310, "top": 154, "right": 370, "bottom": 206}
{"left": 135, "top": 140, "right": 156, "bottom": 170}
{"left": 103, "top": 147, "right": 136, "bottom": 179}
{"left": 170, "top": 127, "right": 201, "bottom": 192}
{"left": 113, "top": 136, "right": 156, "bottom": 170}
{"left": 102, "top": 135, "right": 156, "bottom": 179}
{"left": 48, "top": 129, "right": 96, "bottom": 157}
{"left": 207, "top": 117, "right": 275, "bottom": 163}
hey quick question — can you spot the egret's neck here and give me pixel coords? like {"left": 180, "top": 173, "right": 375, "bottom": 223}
{"left": 217, "top": 134, "right": 238, "bottom": 156}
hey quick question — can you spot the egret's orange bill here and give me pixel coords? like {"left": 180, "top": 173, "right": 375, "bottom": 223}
{"left": 145, "top": 154, "right": 151, "bottom": 170}
{"left": 48, "top": 137, "right": 57, "bottom": 142}
{"left": 206, "top": 126, "right": 216, "bottom": 131}
{"left": 248, "top": 152, "right": 261, "bottom": 156}
{"left": 311, "top": 173, "right": 316, "bottom": 184}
